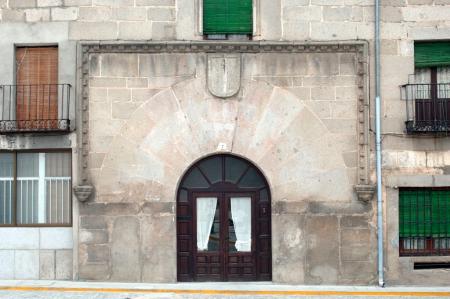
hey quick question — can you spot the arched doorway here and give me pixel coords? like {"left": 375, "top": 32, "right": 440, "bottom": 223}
{"left": 177, "top": 154, "right": 272, "bottom": 282}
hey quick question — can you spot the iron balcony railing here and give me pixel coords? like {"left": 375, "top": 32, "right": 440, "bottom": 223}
{"left": 0, "top": 84, "right": 71, "bottom": 133}
{"left": 402, "top": 83, "right": 450, "bottom": 133}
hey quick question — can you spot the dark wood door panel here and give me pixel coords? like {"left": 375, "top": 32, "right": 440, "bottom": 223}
{"left": 176, "top": 155, "right": 272, "bottom": 282}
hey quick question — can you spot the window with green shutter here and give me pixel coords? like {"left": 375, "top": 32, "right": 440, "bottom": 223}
{"left": 399, "top": 188, "right": 450, "bottom": 256}
{"left": 415, "top": 42, "right": 450, "bottom": 68}
{"left": 203, "top": 0, "right": 253, "bottom": 36}
{"left": 410, "top": 42, "right": 450, "bottom": 133}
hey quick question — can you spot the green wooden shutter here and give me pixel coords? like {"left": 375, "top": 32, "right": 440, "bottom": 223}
{"left": 415, "top": 42, "right": 450, "bottom": 68}
{"left": 203, "top": 0, "right": 252, "bottom": 35}
{"left": 399, "top": 189, "right": 450, "bottom": 238}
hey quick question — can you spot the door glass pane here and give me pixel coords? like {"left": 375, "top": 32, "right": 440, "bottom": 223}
{"left": 225, "top": 156, "right": 248, "bottom": 183}
{"left": 229, "top": 197, "right": 251, "bottom": 252}
{"left": 197, "top": 197, "right": 219, "bottom": 251}
{"left": 182, "top": 168, "right": 210, "bottom": 188}
{"left": 414, "top": 68, "right": 431, "bottom": 99}
{"left": 0, "top": 153, "right": 14, "bottom": 224}
{"left": 238, "top": 167, "right": 265, "bottom": 188}
{"left": 198, "top": 156, "right": 222, "bottom": 184}
{"left": 437, "top": 67, "right": 450, "bottom": 98}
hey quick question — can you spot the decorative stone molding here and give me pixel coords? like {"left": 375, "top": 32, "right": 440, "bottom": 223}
{"left": 78, "top": 41, "right": 371, "bottom": 196}
{"left": 81, "top": 41, "right": 366, "bottom": 54}
{"left": 354, "top": 184, "right": 376, "bottom": 203}
{"left": 73, "top": 185, "right": 94, "bottom": 202}
{"left": 207, "top": 54, "right": 241, "bottom": 98}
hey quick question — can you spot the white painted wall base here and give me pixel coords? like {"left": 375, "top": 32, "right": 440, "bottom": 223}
{"left": 0, "top": 228, "right": 73, "bottom": 280}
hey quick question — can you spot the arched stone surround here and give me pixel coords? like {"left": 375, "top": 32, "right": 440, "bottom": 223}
{"left": 76, "top": 42, "right": 376, "bottom": 284}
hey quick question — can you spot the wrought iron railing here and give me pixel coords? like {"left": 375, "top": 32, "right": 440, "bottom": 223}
{"left": 0, "top": 84, "right": 71, "bottom": 133}
{"left": 402, "top": 83, "right": 450, "bottom": 133}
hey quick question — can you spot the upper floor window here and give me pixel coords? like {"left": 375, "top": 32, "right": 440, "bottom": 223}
{"left": 203, "top": 0, "right": 253, "bottom": 39}
{"left": 0, "top": 46, "right": 71, "bottom": 133}
{"left": 403, "top": 42, "right": 450, "bottom": 133}
{"left": 0, "top": 151, "right": 72, "bottom": 226}
{"left": 399, "top": 188, "right": 450, "bottom": 256}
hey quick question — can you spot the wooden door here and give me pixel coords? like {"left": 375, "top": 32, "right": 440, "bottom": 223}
{"left": 15, "top": 47, "right": 58, "bottom": 129}
{"left": 176, "top": 154, "right": 272, "bottom": 282}
{"left": 193, "top": 192, "right": 257, "bottom": 281}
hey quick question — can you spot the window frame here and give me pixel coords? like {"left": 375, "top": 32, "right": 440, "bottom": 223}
{"left": 198, "top": 0, "right": 260, "bottom": 39}
{"left": 0, "top": 149, "right": 72, "bottom": 227}
{"left": 399, "top": 187, "right": 450, "bottom": 257}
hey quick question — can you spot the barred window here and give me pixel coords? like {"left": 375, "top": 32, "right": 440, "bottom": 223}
{"left": 399, "top": 188, "right": 450, "bottom": 256}
{"left": 0, "top": 151, "right": 71, "bottom": 226}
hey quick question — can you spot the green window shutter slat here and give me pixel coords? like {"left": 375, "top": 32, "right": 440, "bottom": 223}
{"left": 203, "top": 0, "right": 252, "bottom": 34}
{"left": 400, "top": 189, "right": 450, "bottom": 238}
{"left": 415, "top": 42, "right": 450, "bottom": 68}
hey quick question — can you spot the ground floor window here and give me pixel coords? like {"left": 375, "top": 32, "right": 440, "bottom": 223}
{"left": 399, "top": 188, "right": 450, "bottom": 256}
{"left": 0, "top": 151, "right": 71, "bottom": 226}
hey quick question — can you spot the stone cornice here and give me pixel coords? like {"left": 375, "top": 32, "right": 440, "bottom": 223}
{"left": 81, "top": 40, "right": 367, "bottom": 54}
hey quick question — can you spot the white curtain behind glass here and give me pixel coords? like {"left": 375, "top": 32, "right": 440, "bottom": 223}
{"left": 437, "top": 66, "right": 450, "bottom": 98}
{"left": 197, "top": 197, "right": 218, "bottom": 251}
{"left": 46, "top": 152, "right": 71, "bottom": 224}
{"left": 414, "top": 68, "right": 431, "bottom": 99}
{"left": 0, "top": 153, "right": 14, "bottom": 224}
{"left": 230, "top": 197, "right": 251, "bottom": 252}
{"left": 16, "top": 153, "right": 39, "bottom": 224}
{"left": 15, "top": 152, "right": 71, "bottom": 224}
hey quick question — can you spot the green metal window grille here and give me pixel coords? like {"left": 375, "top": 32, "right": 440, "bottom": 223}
{"left": 203, "top": 0, "right": 253, "bottom": 35}
{"left": 399, "top": 188, "right": 450, "bottom": 256}
{"left": 414, "top": 42, "right": 450, "bottom": 68}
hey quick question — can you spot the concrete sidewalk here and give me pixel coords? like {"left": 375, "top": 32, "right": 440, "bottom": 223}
{"left": 0, "top": 280, "right": 449, "bottom": 298}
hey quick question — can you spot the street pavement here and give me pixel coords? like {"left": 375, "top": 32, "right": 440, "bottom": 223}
{"left": 0, "top": 280, "right": 449, "bottom": 299}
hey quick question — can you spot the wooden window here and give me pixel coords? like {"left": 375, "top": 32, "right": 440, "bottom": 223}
{"left": 399, "top": 188, "right": 450, "bottom": 256}
{"left": 203, "top": 0, "right": 252, "bottom": 36}
{"left": 15, "top": 46, "right": 58, "bottom": 129}
{"left": 413, "top": 42, "right": 450, "bottom": 130}
{"left": 0, "top": 151, "right": 71, "bottom": 227}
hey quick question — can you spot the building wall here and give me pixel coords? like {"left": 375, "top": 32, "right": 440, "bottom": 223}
{"left": 0, "top": 228, "right": 73, "bottom": 279}
{"left": 0, "top": 0, "right": 449, "bottom": 285}
{"left": 78, "top": 48, "right": 377, "bottom": 284}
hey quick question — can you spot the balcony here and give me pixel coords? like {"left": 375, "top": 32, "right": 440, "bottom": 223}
{"left": 402, "top": 83, "right": 450, "bottom": 133}
{"left": 0, "top": 84, "right": 71, "bottom": 133}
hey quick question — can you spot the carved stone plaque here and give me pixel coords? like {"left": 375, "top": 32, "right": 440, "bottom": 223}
{"left": 207, "top": 54, "right": 241, "bottom": 98}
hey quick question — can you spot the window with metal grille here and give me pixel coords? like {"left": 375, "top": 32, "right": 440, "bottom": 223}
{"left": 399, "top": 188, "right": 450, "bottom": 256}
{"left": 0, "top": 151, "right": 72, "bottom": 226}
{"left": 406, "top": 42, "right": 450, "bottom": 132}
{"left": 203, "top": 0, "right": 252, "bottom": 38}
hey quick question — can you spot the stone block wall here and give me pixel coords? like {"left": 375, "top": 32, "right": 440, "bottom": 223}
{"left": 0, "top": 228, "right": 73, "bottom": 280}
{"left": 0, "top": 0, "right": 449, "bottom": 286}
{"left": 79, "top": 48, "right": 376, "bottom": 284}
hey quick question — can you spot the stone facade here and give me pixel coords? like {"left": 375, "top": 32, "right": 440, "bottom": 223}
{"left": 0, "top": 0, "right": 448, "bottom": 286}
{"left": 76, "top": 43, "right": 376, "bottom": 283}
{"left": 0, "top": 228, "right": 73, "bottom": 280}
